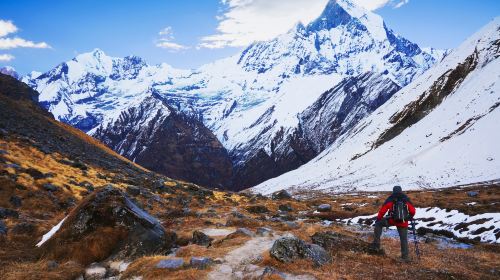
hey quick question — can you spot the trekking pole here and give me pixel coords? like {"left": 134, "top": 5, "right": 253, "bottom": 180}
{"left": 411, "top": 219, "right": 421, "bottom": 260}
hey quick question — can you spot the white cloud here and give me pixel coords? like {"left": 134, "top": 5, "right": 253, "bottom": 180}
{"left": 0, "top": 19, "right": 50, "bottom": 56}
{"left": 394, "top": 0, "right": 409, "bottom": 9}
{"left": 155, "top": 26, "right": 189, "bottom": 51}
{"left": 199, "top": 0, "right": 407, "bottom": 49}
{"left": 0, "top": 20, "right": 18, "bottom": 37}
{"left": 0, "top": 37, "right": 51, "bottom": 49}
{"left": 0, "top": 53, "right": 14, "bottom": 61}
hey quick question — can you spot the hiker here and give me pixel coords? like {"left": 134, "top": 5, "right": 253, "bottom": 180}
{"left": 371, "top": 186, "right": 416, "bottom": 262}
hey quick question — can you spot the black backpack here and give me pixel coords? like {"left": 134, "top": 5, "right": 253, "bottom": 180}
{"left": 391, "top": 198, "right": 410, "bottom": 222}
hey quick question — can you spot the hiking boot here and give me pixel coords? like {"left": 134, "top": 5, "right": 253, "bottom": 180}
{"left": 367, "top": 243, "right": 385, "bottom": 255}
{"left": 399, "top": 256, "right": 412, "bottom": 263}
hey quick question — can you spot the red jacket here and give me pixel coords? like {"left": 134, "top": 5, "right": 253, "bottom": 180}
{"left": 377, "top": 199, "right": 416, "bottom": 228}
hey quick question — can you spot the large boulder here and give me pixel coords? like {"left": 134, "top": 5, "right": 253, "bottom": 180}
{"left": 38, "top": 186, "right": 176, "bottom": 265}
{"left": 311, "top": 231, "right": 374, "bottom": 253}
{"left": 271, "top": 190, "right": 292, "bottom": 200}
{"left": 270, "top": 236, "right": 331, "bottom": 266}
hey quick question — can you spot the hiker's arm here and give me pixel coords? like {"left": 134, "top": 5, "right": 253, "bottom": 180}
{"left": 407, "top": 202, "right": 416, "bottom": 218}
{"left": 377, "top": 202, "right": 391, "bottom": 220}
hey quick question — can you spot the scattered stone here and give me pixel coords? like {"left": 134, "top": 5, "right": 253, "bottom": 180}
{"left": 43, "top": 183, "right": 60, "bottom": 192}
{"left": 9, "top": 195, "right": 22, "bottom": 208}
{"left": 278, "top": 204, "right": 293, "bottom": 212}
{"left": 284, "top": 221, "right": 300, "bottom": 229}
{"left": 85, "top": 263, "right": 107, "bottom": 280}
{"left": 317, "top": 204, "right": 332, "bottom": 212}
{"left": 23, "top": 167, "right": 45, "bottom": 179}
{"left": 47, "top": 260, "right": 59, "bottom": 270}
{"left": 126, "top": 185, "right": 141, "bottom": 196}
{"left": 156, "top": 258, "right": 184, "bottom": 270}
{"left": 256, "top": 227, "right": 273, "bottom": 237}
{"left": 71, "top": 159, "right": 88, "bottom": 170}
{"left": 271, "top": 190, "right": 292, "bottom": 200}
{"left": 6, "top": 163, "right": 21, "bottom": 170}
{"left": 270, "top": 236, "right": 331, "bottom": 266}
{"left": 11, "top": 222, "right": 36, "bottom": 235}
{"left": 0, "top": 207, "right": 19, "bottom": 219}
{"left": 190, "top": 257, "right": 213, "bottom": 269}
{"left": 231, "top": 211, "right": 246, "bottom": 219}
{"left": 261, "top": 266, "right": 287, "bottom": 279}
{"left": 246, "top": 205, "right": 269, "bottom": 214}
{"left": 467, "top": 191, "right": 479, "bottom": 197}
{"left": 192, "top": 230, "right": 213, "bottom": 246}
{"left": 0, "top": 220, "right": 7, "bottom": 235}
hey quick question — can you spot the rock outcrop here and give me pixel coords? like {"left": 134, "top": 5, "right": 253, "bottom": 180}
{"left": 38, "top": 186, "right": 176, "bottom": 265}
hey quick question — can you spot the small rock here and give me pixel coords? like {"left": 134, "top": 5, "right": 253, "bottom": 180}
{"left": 189, "top": 257, "right": 213, "bottom": 269}
{"left": 261, "top": 266, "right": 286, "bottom": 278}
{"left": 9, "top": 196, "right": 22, "bottom": 208}
{"left": 256, "top": 227, "right": 273, "bottom": 237}
{"left": 192, "top": 230, "right": 213, "bottom": 246}
{"left": 284, "top": 221, "right": 299, "bottom": 229}
{"left": 0, "top": 149, "right": 8, "bottom": 155}
{"left": 278, "top": 204, "right": 293, "bottom": 212}
{"left": 43, "top": 183, "right": 59, "bottom": 192}
{"left": 0, "top": 220, "right": 7, "bottom": 235}
{"left": 71, "top": 159, "right": 88, "bottom": 170}
{"left": 246, "top": 205, "right": 269, "bottom": 214}
{"left": 317, "top": 204, "right": 331, "bottom": 212}
{"left": 0, "top": 207, "right": 19, "bottom": 219}
{"left": 47, "top": 260, "right": 58, "bottom": 270}
{"left": 156, "top": 258, "right": 184, "bottom": 270}
{"left": 85, "top": 263, "right": 107, "bottom": 280}
{"left": 271, "top": 190, "right": 292, "bottom": 200}
{"left": 126, "top": 185, "right": 141, "bottom": 196}
{"left": 6, "top": 163, "right": 21, "bottom": 170}
{"left": 231, "top": 211, "right": 246, "bottom": 219}
{"left": 23, "top": 167, "right": 45, "bottom": 179}
{"left": 467, "top": 191, "right": 479, "bottom": 197}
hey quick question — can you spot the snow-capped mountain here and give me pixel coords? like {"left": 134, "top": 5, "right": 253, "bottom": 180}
{"left": 24, "top": 0, "right": 447, "bottom": 189}
{"left": 0, "top": 66, "right": 19, "bottom": 79}
{"left": 252, "top": 17, "right": 500, "bottom": 194}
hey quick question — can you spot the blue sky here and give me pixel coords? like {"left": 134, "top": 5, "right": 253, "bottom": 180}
{"left": 0, "top": 0, "right": 498, "bottom": 75}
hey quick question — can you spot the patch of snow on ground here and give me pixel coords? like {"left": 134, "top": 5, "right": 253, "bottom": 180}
{"left": 36, "top": 216, "right": 67, "bottom": 247}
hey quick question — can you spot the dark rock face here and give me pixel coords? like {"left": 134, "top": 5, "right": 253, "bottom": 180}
{"left": 231, "top": 72, "right": 401, "bottom": 190}
{"left": 39, "top": 186, "right": 176, "bottom": 265}
{"left": 93, "top": 96, "right": 233, "bottom": 189}
{"left": 270, "top": 236, "right": 331, "bottom": 266}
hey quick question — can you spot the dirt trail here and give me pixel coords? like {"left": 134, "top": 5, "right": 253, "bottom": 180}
{"left": 207, "top": 234, "right": 316, "bottom": 280}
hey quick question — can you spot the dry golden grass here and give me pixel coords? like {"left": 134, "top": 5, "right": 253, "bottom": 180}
{"left": 1, "top": 260, "right": 83, "bottom": 280}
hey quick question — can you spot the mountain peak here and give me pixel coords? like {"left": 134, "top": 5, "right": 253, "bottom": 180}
{"left": 307, "top": 0, "right": 387, "bottom": 41}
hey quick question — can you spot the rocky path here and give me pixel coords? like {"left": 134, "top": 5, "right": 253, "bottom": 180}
{"left": 208, "top": 234, "right": 316, "bottom": 280}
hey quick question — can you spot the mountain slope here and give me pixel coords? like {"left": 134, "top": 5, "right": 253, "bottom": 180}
{"left": 252, "top": 17, "right": 500, "bottom": 194}
{"left": 24, "top": 0, "right": 446, "bottom": 189}
{"left": 92, "top": 94, "right": 233, "bottom": 188}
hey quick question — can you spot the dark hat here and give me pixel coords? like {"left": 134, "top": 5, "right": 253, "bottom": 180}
{"left": 393, "top": 185, "right": 402, "bottom": 193}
